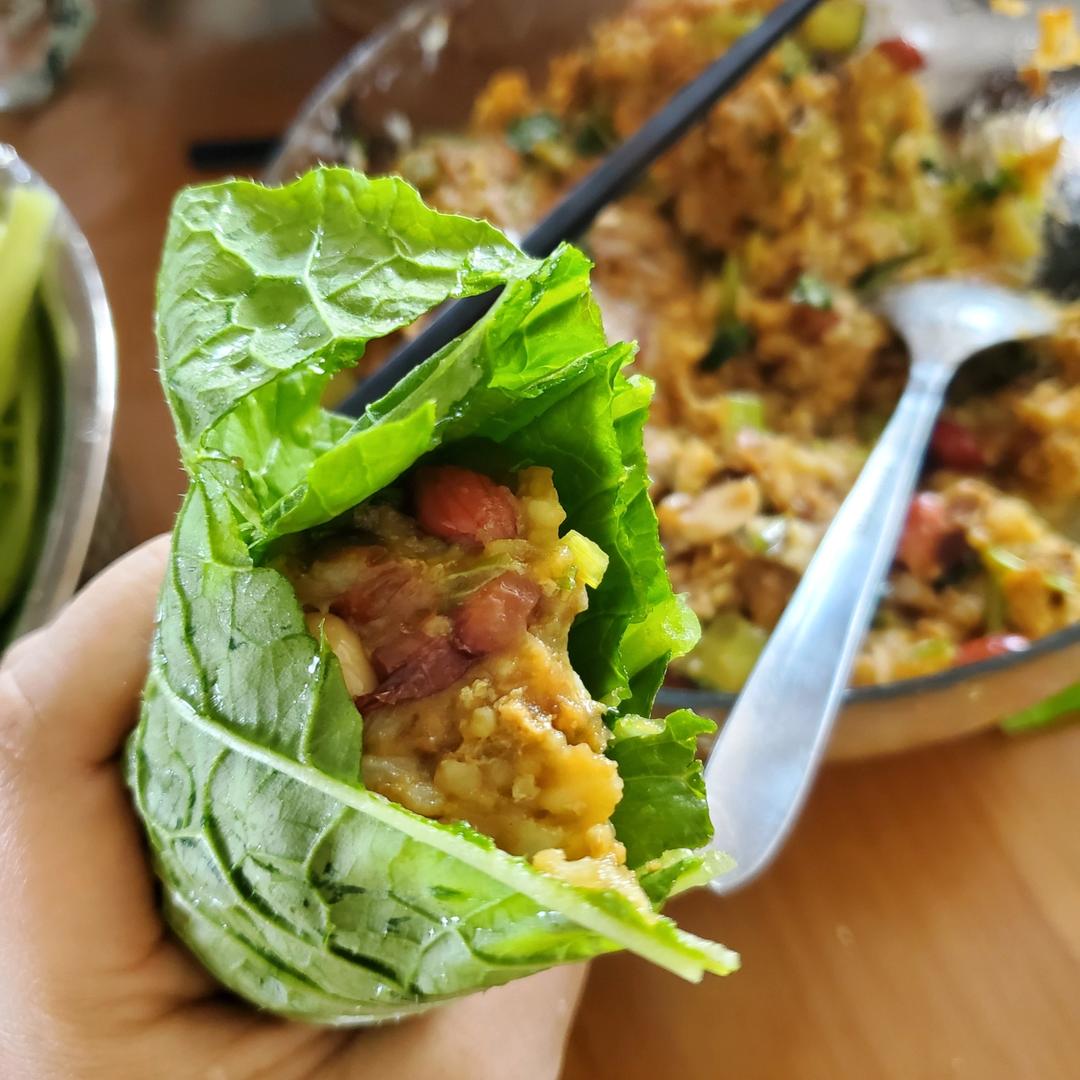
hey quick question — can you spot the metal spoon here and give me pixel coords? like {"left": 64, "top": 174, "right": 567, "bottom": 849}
{"left": 705, "top": 279, "right": 1056, "bottom": 895}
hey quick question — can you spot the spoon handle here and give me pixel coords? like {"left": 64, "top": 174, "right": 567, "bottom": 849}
{"left": 705, "top": 362, "right": 949, "bottom": 893}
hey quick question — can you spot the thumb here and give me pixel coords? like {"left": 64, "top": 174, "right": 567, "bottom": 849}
{"left": 0, "top": 536, "right": 213, "bottom": 1039}
{"left": 1, "top": 535, "right": 170, "bottom": 769}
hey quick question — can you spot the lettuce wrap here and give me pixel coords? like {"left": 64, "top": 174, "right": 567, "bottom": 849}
{"left": 127, "top": 167, "right": 737, "bottom": 1024}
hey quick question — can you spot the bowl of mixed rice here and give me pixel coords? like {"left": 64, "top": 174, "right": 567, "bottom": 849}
{"left": 272, "top": 0, "right": 1080, "bottom": 757}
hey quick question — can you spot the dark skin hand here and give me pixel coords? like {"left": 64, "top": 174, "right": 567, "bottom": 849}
{"left": 0, "top": 537, "right": 587, "bottom": 1080}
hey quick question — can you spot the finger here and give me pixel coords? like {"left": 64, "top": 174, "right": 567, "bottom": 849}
{"left": 1, "top": 534, "right": 169, "bottom": 768}
{"left": 0, "top": 536, "right": 217, "bottom": 1045}
{"left": 325, "top": 964, "right": 590, "bottom": 1080}
{"left": 92, "top": 963, "right": 588, "bottom": 1080}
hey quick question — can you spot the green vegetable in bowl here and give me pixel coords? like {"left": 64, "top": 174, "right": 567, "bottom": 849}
{"left": 790, "top": 272, "right": 834, "bottom": 310}
{"left": 0, "top": 185, "right": 57, "bottom": 626}
{"left": 0, "top": 186, "right": 56, "bottom": 415}
{"left": 0, "top": 308, "right": 47, "bottom": 616}
{"left": 700, "top": 318, "right": 755, "bottom": 371}
{"left": 853, "top": 251, "right": 920, "bottom": 292}
{"left": 743, "top": 514, "right": 788, "bottom": 557}
{"left": 573, "top": 109, "right": 618, "bottom": 156}
{"left": 506, "top": 110, "right": 563, "bottom": 154}
{"left": 127, "top": 168, "right": 737, "bottom": 1025}
{"left": 723, "top": 391, "right": 766, "bottom": 436}
{"left": 905, "top": 636, "right": 956, "bottom": 673}
{"left": 962, "top": 167, "right": 1022, "bottom": 208}
{"left": 700, "top": 256, "right": 755, "bottom": 372}
{"left": 777, "top": 38, "right": 811, "bottom": 83}
{"left": 506, "top": 111, "right": 574, "bottom": 170}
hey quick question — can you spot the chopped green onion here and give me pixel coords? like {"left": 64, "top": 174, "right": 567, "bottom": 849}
{"left": 963, "top": 168, "right": 1022, "bottom": 207}
{"left": 973, "top": 169, "right": 1023, "bottom": 203}
{"left": 1045, "top": 571, "right": 1079, "bottom": 596}
{"left": 506, "top": 112, "right": 565, "bottom": 156}
{"left": 723, "top": 392, "right": 766, "bottom": 434}
{"left": 743, "top": 514, "right": 788, "bottom": 556}
{"left": 564, "top": 528, "right": 609, "bottom": 588}
{"left": 573, "top": 111, "right": 618, "bottom": 155}
{"left": 983, "top": 546, "right": 1027, "bottom": 578}
{"left": 777, "top": 39, "right": 811, "bottom": 83}
{"left": 720, "top": 254, "right": 742, "bottom": 310}
{"left": 699, "top": 320, "right": 754, "bottom": 372}
{"left": 853, "top": 251, "right": 920, "bottom": 292}
{"left": 700, "top": 258, "right": 753, "bottom": 372}
{"left": 983, "top": 575, "right": 1008, "bottom": 633}
{"left": 982, "top": 545, "right": 1078, "bottom": 597}
{"left": 790, "top": 272, "right": 834, "bottom": 310}
{"left": 918, "top": 157, "right": 952, "bottom": 181}
{"left": 908, "top": 637, "right": 956, "bottom": 664}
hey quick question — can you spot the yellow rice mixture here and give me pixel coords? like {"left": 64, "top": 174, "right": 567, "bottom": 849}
{"left": 287, "top": 467, "right": 649, "bottom": 905}
{"left": 388, "top": 0, "right": 1080, "bottom": 688}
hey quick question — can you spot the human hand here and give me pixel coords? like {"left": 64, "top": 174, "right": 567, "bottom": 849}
{"left": 0, "top": 538, "right": 586, "bottom": 1080}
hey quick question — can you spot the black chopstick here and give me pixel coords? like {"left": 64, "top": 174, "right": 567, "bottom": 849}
{"left": 188, "top": 136, "right": 280, "bottom": 171}
{"left": 338, "top": 0, "right": 825, "bottom": 418}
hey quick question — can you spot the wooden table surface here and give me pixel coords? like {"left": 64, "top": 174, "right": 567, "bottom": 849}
{"left": 4, "top": 4, "right": 1080, "bottom": 1077}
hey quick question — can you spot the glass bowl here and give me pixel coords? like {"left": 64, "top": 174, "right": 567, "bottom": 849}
{"left": 267, "top": 0, "right": 1080, "bottom": 759}
{"left": 0, "top": 144, "right": 116, "bottom": 645}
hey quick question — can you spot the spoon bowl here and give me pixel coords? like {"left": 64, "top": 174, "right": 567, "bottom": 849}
{"left": 876, "top": 279, "right": 1057, "bottom": 375}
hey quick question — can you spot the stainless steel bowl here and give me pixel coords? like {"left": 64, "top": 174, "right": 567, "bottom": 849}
{"left": 0, "top": 144, "right": 116, "bottom": 642}
{"left": 268, "top": 0, "right": 1080, "bottom": 758}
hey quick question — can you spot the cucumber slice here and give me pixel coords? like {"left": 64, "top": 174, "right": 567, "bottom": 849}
{"left": 0, "top": 309, "right": 46, "bottom": 616}
{"left": 0, "top": 187, "right": 56, "bottom": 416}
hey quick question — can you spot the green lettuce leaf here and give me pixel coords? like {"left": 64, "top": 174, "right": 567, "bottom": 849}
{"left": 129, "top": 168, "right": 736, "bottom": 1024}
{"left": 159, "top": 170, "right": 536, "bottom": 455}
{"left": 608, "top": 711, "right": 715, "bottom": 869}
{"left": 637, "top": 848, "right": 734, "bottom": 907}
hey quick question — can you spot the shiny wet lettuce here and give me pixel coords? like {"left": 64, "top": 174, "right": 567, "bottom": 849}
{"left": 128, "top": 168, "right": 737, "bottom": 1023}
